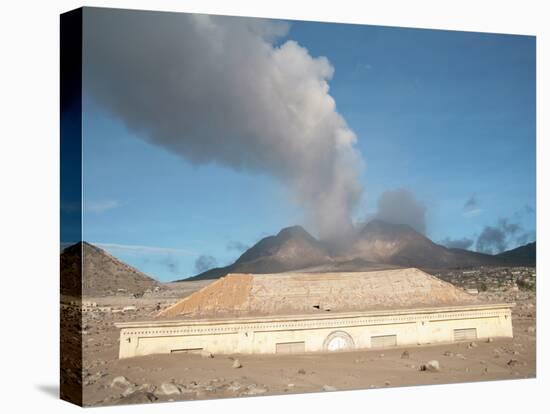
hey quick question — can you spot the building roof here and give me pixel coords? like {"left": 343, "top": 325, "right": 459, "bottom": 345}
{"left": 157, "top": 268, "right": 482, "bottom": 319}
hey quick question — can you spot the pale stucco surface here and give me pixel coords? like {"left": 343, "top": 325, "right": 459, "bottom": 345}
{"left": 116, "top": 304, "right": 513, "bottom": 358}
{"left": 115, "top": 269, "right": 513, "bottom": 359}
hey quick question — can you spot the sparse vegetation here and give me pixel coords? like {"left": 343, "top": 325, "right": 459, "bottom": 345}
{"left": 517, "top": 278, "right": 535, "bottom": 291}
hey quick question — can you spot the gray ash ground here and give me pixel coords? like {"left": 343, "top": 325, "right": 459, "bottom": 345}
{"left": 64, "top": 269, "right": 535, "bottom": 407}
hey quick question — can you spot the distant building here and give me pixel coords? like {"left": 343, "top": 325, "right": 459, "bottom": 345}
{"left": 115, "top": 268, "right": 514, "bottom": 358}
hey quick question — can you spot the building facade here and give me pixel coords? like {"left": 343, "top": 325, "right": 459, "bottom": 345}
{"left": 116, "top": 303, "right": 513, "bottom": 358}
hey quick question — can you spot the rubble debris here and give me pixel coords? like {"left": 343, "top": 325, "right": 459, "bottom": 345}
{"left": 322, "top": 385, "right": 337, "bottom": 392}
{"left": 157, "top": 383, "right": 181, "bottom": 396}
{"left": 420, "top": 360, "right": 440, "bottom": 372}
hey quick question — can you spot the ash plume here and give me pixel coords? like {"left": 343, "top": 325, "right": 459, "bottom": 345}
{"left": 227, "top": 240, "right": 250, "bottom": 252}
{"left": 476, "top": 217, "right": 533, "bottom": 254}
{"left": 440, "top": 237, "right": 474, "bottom": 250}
{"left": 195, "top": 255, "right": 218, "bottom": 273}
{"left": 372, "top": 189, "right": 427, "bottom": 234}
{"left": 84, "top": 9, "right": 364, "bottom": 242}
{"left": 463, "top": 194, "right": 482, "bottom": 217}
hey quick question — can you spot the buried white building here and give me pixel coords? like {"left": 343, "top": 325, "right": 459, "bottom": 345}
{"left": 115, "top": 268, "right": 514, "bottom": 359}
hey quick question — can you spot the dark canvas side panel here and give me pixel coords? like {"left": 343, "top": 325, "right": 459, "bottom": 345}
{"left": 60, "top": 7, "right": 83, "bottom": 407}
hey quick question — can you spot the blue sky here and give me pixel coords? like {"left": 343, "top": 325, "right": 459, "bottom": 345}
{"left": 80, "top": 14, "right": 535, "bottom": 281}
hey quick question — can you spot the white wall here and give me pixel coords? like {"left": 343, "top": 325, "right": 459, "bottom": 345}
{"left": 118, "top": 305, "right": 513, "bottom": 358}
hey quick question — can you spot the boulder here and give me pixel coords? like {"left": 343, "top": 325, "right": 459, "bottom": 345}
{"left": 110, "top": 376, "right": 136, "bottom": 397}
{"left": 227, "top": 381, "right": 243, "bottom": 392}
{"left": 135, "top": 384, "right": 156, "bottom": 393}
{"left": 244, "top": 384, "right": 268, "bottom": 395}
{"left": 200, "top": 350, "right": 214, "bottom": 359}
{"left": 507, "top": 359, "right": 520, "bottom": 367}
{"left": 110, "top": 376, "right": 133, "bottom": 389}
{"left": 116, "top": 391, "right": 158, "bottom": 404}
{"left": 157, "top": 383, "right": 181, "bottom": 396}
{"left": 323, "top": 385, "right": 337, "bottom": 392}
{"left": 420, "top": 360, "right": 440, "bottom": 372}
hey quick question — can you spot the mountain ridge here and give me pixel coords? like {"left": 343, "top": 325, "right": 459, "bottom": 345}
{"left": 61, "top": 241, "right": 162, "bottom": 297}
{"left": 180, "top": 220, "right": 536, "bottom": 281}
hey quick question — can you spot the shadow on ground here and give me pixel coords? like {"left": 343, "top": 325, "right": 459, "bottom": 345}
{"left": 36, "top": 384, "right": 59, "bottom": 399}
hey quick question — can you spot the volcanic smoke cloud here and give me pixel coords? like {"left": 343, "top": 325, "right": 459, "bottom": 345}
{"left": 84, "top": 9, "right": 364, "bottom": 241}
{"left": 372, "top": 189, "right": 427, "bottom": 234}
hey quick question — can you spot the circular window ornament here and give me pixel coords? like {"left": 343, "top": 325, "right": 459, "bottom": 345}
{"left": 323, "top": 331, "right": 355, "bottom": 352}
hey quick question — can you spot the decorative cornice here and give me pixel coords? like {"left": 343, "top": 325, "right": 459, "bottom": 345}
{"left": 117, "top": 304, "right": 513, "bottom": 338}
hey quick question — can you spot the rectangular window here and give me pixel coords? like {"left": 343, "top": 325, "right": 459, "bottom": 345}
{"left": 275, "top": 341, "right": 305, "bottom": 354}
{"left": 371, "top": 335, "right": 397, "bottom": 348}
{"left": 170, "top": 348, "right": 203, "bottom": 354}
{"left": 453, "top": 328, "right": 478, "bottom": 342}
